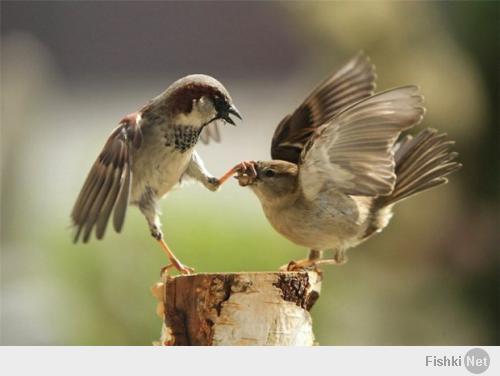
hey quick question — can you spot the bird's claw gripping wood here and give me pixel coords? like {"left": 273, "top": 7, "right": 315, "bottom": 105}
{"left": 280, "top": 259, "right": 318, "bottom": 272}
{"left": 157, "top": 239, "right": 194, "bottom": 275}
{"left": 280, "top": 256, "right": 347, "bottom": 272}
{"left": 160, "top": 262, "right": 194, "bottom": 278}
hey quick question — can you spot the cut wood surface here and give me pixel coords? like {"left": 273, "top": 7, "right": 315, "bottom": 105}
{"left": 152, "top": 271, "right": 322, "bottom": 346}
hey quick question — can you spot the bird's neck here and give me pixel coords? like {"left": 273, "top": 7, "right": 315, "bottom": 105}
{"left": 253, "top": 182, "right": 301, "bottom": 210}
{"left": 172, "top": 98, "right": 217, "bottom": 129}
{"left": 172, "top": 112, "right": 209, "bottom": 129}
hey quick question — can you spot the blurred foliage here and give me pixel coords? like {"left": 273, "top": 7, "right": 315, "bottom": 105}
{"left": 1, "top": 1, "right": 498, "bottom": 345}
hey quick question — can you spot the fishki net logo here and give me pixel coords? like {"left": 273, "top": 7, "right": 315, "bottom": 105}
{"left": 425, "top": 348, "right": 490, "bottom": 374}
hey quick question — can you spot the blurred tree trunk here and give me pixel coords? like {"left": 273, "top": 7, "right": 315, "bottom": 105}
{"left": 152, "top": 271, "right": 322, "bottom": 346}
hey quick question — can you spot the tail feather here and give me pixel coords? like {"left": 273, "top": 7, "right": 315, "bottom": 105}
{"left": 380, "top": 128, "right": 462, "bottom": 206}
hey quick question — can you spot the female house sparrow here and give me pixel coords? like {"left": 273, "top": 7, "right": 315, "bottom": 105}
{"left": 233, "top": 54, "right": 461, "bottom": 270}
{"left": 71, "top": 75, "right": 241, "bottom": 274}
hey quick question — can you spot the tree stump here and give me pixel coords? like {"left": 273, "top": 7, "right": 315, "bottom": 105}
{"left": 151, "top": 271, "right": 322, "bottom": 346}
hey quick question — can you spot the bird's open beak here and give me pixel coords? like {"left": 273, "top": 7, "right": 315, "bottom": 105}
{"left": 220, "top": 105, "right": 242, "bottom": 126}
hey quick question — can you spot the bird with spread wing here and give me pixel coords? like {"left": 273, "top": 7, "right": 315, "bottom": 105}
{"left": 230, "top": 53, "right": 461, "bottom": 270}
{"left": 71, "top": 75, "right": 242, "bottom": 274}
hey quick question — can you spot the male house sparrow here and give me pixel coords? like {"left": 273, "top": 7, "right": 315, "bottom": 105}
{"left": 71, "top": 75, "right": 241, "bottom": 274}
{"left": 233, "top": 54, "right": 461, "bottom": 269}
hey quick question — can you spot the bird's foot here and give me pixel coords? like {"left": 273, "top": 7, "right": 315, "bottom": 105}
{"left": 156, "top": 238, "right": 195, "bottom": 275}
{"left": 171, "top": 257, "right": 195, "bottom": 275}
{"left": 215, "top": 161, "right": 257, "bottom": 187}
{"left": 218, "top": 161, "right": 257, "bottom": 184}
{"left": 280, "top": 256, "right": 347, "bottom": 272}
{"left": 160, "top": 264, "right": 172, "bottom": 279}
{"left": 280, "top": 259, "right": 319, "bottom": 272}
{"left": 206, "top": 177, "right": 221, "bottom": 191}
{"left": 233, "top": 161, "right": 258, "bottom": 186}
{"left": 161, "top": 259, "right": 195, "bottom": 276}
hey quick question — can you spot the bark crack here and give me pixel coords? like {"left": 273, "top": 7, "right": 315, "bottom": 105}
{"left": 214, "top": 275, "right": 234, "bottom": 316}
{"left": 273, "top": 272, "right": 318, "bottom": 310}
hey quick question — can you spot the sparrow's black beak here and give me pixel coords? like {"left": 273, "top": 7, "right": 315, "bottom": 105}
{"left": 220, "top": 105, "right": 242, "bottom": 126}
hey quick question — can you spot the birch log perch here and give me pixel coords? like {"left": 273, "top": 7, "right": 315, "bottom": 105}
{"left": 152, "top": 271, "right": 322, "bottom": 346}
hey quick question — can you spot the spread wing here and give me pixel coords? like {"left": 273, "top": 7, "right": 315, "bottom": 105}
{"left": 271, "top": 52, "right": 377, "bottom": 164}
{"left": 199, "top": 122, "right": 221, "bottom": 144}
{"left": 299, "top": 86, "right": 425, "bottom": 199}
{"left": 71, "top": 120, "right": 142, "bottom": 243}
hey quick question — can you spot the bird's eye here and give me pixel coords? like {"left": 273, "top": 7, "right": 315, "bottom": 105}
{"left": 264, "top": 169, "right": 276, "bottom": 178}
{"left": 213, "top": 95, "right": 226, "bottom": 109}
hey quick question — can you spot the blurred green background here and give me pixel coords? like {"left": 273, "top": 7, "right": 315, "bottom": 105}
{"left": 1, "top": 1, "right": 498, "bottom": 345}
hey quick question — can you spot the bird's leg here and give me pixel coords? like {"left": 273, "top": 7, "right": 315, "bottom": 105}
{"left": 331, "top": 249, "right": 348, "bottom": 265}
{"left": 280, "top": 250, "right": 322, "bottom": 271}
{"left": 185, "top": 151, "right": 221, "bottom": 192}
{"left": 309, "top": 249, "right": 323, "bottom": 261}
{"left": 280, "top": 249, "right": 347, "bottom": 271}
{"left": 150, "top": 223, "right": 194, "bottom": 275}
{"left": 139, "top": 190, "right": 194, "bottom": 275}
{"left": 184, "top": 152, "right": 257, "bottom": 189}
{"left": 308, "top": 250, "right": 348, "bottom": 268}
{"left": 157, "top": 238, "right": 194, "bottom": 275}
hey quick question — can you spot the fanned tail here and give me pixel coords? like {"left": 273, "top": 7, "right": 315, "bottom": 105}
{"left": 362, "top": 128, "right": 462, "bottom": 240}
{"left": 379, "top": 128, "right": 462, "bottom": 207}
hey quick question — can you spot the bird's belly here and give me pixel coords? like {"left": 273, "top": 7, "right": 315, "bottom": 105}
{"left": 130, "top": 143, "right": 193, "bottom": 203}
{"left": 262, "top": 197, "right": 364, "bottom": 251}
{"left": 267, "top": 211, "right": 343, "bottom": 250}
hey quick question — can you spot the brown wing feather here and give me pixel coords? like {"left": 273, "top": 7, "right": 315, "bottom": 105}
{"left": 271, "top": 52, "right": 377, "bottom": 163}
{"left": 71, "top": 121, "right": 141, "bottom": 243}
{"left": 299, "top": 86, "right": 425, "bottom": 199}
{"left": 375, "top": 129, "right": 462, "bottom": 206}
{"left": 113, "top": 156, "right": 131, "bottom": 233}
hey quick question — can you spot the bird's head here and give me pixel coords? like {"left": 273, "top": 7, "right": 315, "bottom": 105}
{"left": 236, "top": 160, "right": 300, "bottom": 207}
{"left": 166, "top": 74, "right": 242, "bottom": 128}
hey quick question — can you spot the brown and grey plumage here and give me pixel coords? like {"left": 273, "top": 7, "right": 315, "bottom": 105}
{"left": 71, "top": 74, "right": 242, "bottom": 274}
{"left": 362, "top": 128, "right": 461, "bottom": 239}
{"left": 71, "top": 117, "right": 141, "bottom": 243}
{"left": 271, "top": 52, "right": 376, "bottom": 164}
{"left": 233, "top": 54, "right": 461, "bottom": 269}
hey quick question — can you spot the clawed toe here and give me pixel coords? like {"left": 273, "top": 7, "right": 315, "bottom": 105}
{"left": 160, "top": 264, "right": 173, "bottom": 277}
{"left": 235, "top": 161, "right": 258, "bottom": 186}
{"left": 179, "top": 264, "right": 195, "bottom": 275}
{"left": 279, "top": 259, "right": 315, "bottom": 272}
{"left": 279, "top": 261, "right": 296, "bottom": 272}
{"left": 215, "top": 161, "right": 257, "bottom": 186}
{"left": 161, "top": 262, "right": 194, "bottom": 277}
{"left": 169, "top": 256, "right": 195, "bottom": 275}
{"left": 279, "top": 255, "right": 347, "bottom": 272}
{"left": 238, "top": 161, "right": 257, "bottom": 176}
